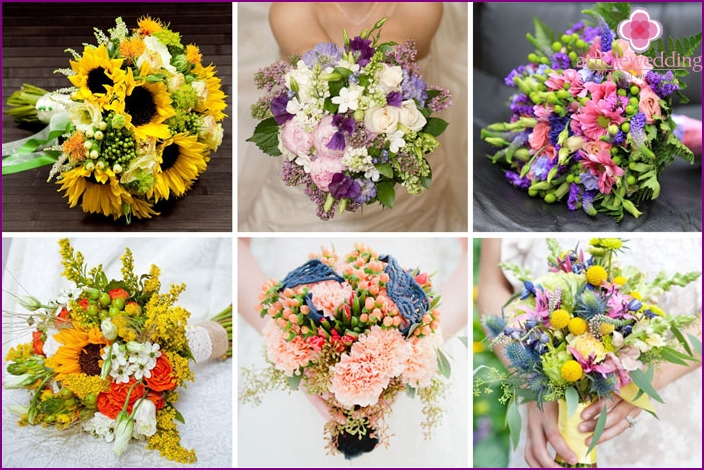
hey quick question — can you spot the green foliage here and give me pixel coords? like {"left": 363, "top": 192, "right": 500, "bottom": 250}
{"left": 245, "top": 117, "right": 282, "bottom": 157}
{"left": 591, "top": 2, "right": 631, "bottom": 31}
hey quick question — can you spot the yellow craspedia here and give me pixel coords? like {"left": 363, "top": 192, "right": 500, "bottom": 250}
{"left": 561, "top": 360, "right": 583, "bottom": 382}
{"left": 613, "top": 276, "right": 627, "bottom": 286}
{"left": 586, "top": 265, "right": 607, "bottom": 286}
{"left": 550, "top": 309, "right": 571, "bottom": 329}
{"left": 568, "top": 317, "right": 588, "bottom": 336}
{"left": 599, "top": 323, "right": 615, "bottom": 335}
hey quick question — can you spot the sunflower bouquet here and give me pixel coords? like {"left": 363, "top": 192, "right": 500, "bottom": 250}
{"left": 3, "top": 239, "right": 232, "bottom": 463}
{"left": 241, "top": 243, "right": 449, "bottom": 458}
{"left": 475, "top": 238, "right": 701, "bottom": 467}
{"left": 3, "top": 16, "right": 227, "bottom": 223}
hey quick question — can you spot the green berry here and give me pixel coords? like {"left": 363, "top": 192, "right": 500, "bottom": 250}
{"left": 112, "top": 297, "right": 125, "bottom": 310}
{"left": 99, "top": 292, "right": 111, "bottom": 307}
{"left": 544, "top": 193, "right": 556, "bottom": 204}
{"left": 621, "top": 122, "right": 631, "bottom": 133}
{"left": 627, "top": 175, "right": 637, "bottom": 185}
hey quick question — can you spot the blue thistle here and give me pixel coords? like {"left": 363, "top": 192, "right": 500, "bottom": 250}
{"left": 589, "top": 373, "right": 618, "bottom": 397}
{"left": 505, "top": 342, "right": 540, "bottom": 371}
{"left": 575, "top": 289, "right": 607, "bottom": 319}
{"left": 483, "top": 315, "right": 507, "bottom": 339}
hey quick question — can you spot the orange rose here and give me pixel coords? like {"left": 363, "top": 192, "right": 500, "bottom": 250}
{"left": 97, "top": 379, "right": 146, "bottom": 419}
{"left": 32, "top": 331, "right": 45, "bottom": 356}
{"left": 145, "top": 355, "right": 177, "bottom": 392}
{"left": 147, "top": 390, "right": 165, "bottom": 410}
{"left": 109, "top": 288, "right": 130, "bottom": 300}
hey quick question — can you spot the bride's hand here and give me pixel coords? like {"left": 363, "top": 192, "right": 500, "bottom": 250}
{"left": 578, "top": 395, "right": 641, "bottom": 446}
{"left": 525, "top": 401, "right": 578, "bottom": 468}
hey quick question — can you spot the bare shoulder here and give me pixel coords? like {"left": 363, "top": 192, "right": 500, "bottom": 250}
{"left": 269, "top": 2, "right": 328, "bottom": 57}
{"left": 389, "top": 3, "right": 443, "bottom": 58}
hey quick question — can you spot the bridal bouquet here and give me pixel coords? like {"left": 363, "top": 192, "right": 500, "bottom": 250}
{"left": 4, "top": 16, "right": 227, "bottom": 223}
{"left": 475, "top": 238, "right": 701, "bottom": 467}
{"left": 241, "top": 244, "right": 449, "bottom": 458}
{"left": 3, "top": 239, "right": 231, "bottom": 463}
{"left": 247, "top": 19, "right": 452, "bottom": 220}
{"left": 481, "top": 3, "right": 700, "bottom": 221}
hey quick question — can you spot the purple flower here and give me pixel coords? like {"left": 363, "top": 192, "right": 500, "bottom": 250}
{"left": 567, "top": 183, "right": 582, "bottom": 211}
{"left": 580, "top": 172, "right": 600, "bottom": 191}
{"left": 630, "top": 112, "right": 647, "bottom": 147}
{"left": 386, "top": 91, "right": 403, "bottom": 107}
{"left": 531, "top": 155, "right": 554, "bottom": 180}
{"left": 401, "top": 70, "right": 428, "bottom": 107}
{"left": 582, "top": 190, "right": 597, "bottom": 216}
{"left": 551, "top": 52, "right": 571, "bottom": 70}
{"left": 598, "top": 18, "right": 613, "bottom": 52}
{"left": 270, "top": 93, "right": 293, "bottom": 124}
{"left": 505, "top": 170, "right": 531, "bottom": 190}
{"left": 328, "top": 173, "right": 362, "bottom": 200}
{"left": 612, "top": 130, "right": 626, "bottom": 146}
{"left": 509, "top": 94, "right": 535, "bottom": 117}
{"left": 326, "top": 132, "right": 346, "bottom": 151}
{"left": 302, "top": 42, "right": 343, "bottom": 69}
{"left": 548, "top": 114, "right": 570, "bottom": 146}
{"left": 348, "top": 37, "right": 375, "bottom": 67}
{"left": 355, "top": 178, "right": 377, "bottom": 203}
{"left": 327, "top": 115, "right": 357, "bottom": 151}
{"left": 426, "top": 86, "right": 452, "bottom": 113}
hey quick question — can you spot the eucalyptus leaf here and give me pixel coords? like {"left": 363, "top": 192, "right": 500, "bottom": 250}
{"left": 630, "top": 368, "right": 664, "bottom": 403}
{"left": 436, "top": 347, "right": 452, "bottom": 378}
{"left": 687, "top": 333, "right": 702, "bottom": 356}
{"left": 565, "top": 386, "right": 579, "bottom": 420}
{"left": 585, "top": 404, "right": 608, "bottom": 457}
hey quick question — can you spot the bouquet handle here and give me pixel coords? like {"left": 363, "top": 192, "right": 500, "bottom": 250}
{"left": 555, "top": 399, "right": 597, "bottom": 468}
{"left": 187, "top": 321, "right": 230, "bottom": 363}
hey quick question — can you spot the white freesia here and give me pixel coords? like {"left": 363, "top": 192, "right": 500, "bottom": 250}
{"left": 68, "top": 101, "right": 102, "bottom": 133}
{"left": 55, "top": 287, "right": 82, "bottom": 305}
{"left": 136, "top": 35, "right": 176, "bottom": 73}
{"left": 377, "top": 64, "right": 404, "bottom": 93}
{"left": 364, "top": 106, "right": 400, "bottom": 134}
{"left": 388, "top": 130, "right": 406, "bottom": 153}
{"left": 331, "top": 85, "right": 362, "bottom": 113}
{"left": 399, "top": 100, "right": 427, "bottom": 132}
{"left": 132, "top": 399, "right": 157, "bottom": 438}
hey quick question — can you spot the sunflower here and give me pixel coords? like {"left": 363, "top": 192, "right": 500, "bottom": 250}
{"left": 68, "top": 44, "right": 127, "bottom": 105}
{"left": 149, "top": 133, "right": 209, "bottom": 201}
{"left": 57, "top": 167, "right": 127, "bottom": 220}
{"left": 45, "top": 323, "right": 108, "bottom": 382}
{"left": 193, "top": 63, "right": 227, "bottom": 121}
{"left": 108, "top": 68, "right": 176, "bottom": 141}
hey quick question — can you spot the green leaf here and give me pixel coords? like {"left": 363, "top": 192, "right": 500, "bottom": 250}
{"left": 423, "top": 117, "right": 448, "bottom": 137}
{"left": 173, "top": 407, "right": 186, "bottom": 424}
{"left": 245, "top": 117, "right": 282, "bottom": 156}
{"left": 565, "top": 386, "right": 579, "bottom": 420}
{"left": 671, "top": 326, "right": 694, "bottom": 357}
{"left": 405, "top": 384, "right": 416, "bottom": 399}
{"left": 660, "top": 347, "right": 691, "bottom": 366}
{"left": 630, "top": 368, "right": 664, "bottom": 403}
{"left": 436, "top": 347, "right": 451, "bottom": 379}
{"left": 687, "top": 333, "right": 702, "bottom": 356}
{"left": 585, "top": 404, "right": 608, "bottom": 457}
{"left": 506, "top": 396, "right": 522, "bottom": 450}
{"left": 420, "top": 166, "right": 432, "bottom": 189}
{"left": 287, "top": 373, "right": 302, "bottom": 390}
{"left": 376, "top": 163, "right": 394, "bottom": 179}
{"left": 376, "top": 181, "right": 396, "bottom": 208}
{"left": 333, "top": 66, "right": 353, "bottom": 78}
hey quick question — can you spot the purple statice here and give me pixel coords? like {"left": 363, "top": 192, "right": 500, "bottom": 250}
{"left": 509, "top": 93, "right": 535, "bottom": 117}
{"left": 253, "top": 60, "right": 293, "bottom": 92}
{"left": 582, "top": 190, "right": 597, "bottom": 216}
{"left": 581, "top": 26, "right": 600, "bottom": 43}
{"left": 281, "top": 159, "right": 308, "bottom": 186}
{"left": 504, "top": 65, "right": 527, "bottom": 87}
{"left": 328, "top": 173, "right": 362, "bottom": 200}
{"left": 355, "top": 178, "right": 377, "bottom": 203}
{"left": 598, "top": 18, "right": 613, "bottom": 52}
{"left": 548, "top": 114, "right": 570, "bottom": 146}
{"left": 302, "top": 42, "right": 343, "bottom": 69}
{"left": 567, "top": 183, "right": 582, "bottom": 210}
{"left": 347, "top": 36, "right": 375, "bottom": 67}
{"left": 401, "top": 70, "right": 428, "bottom": 107}
{"left": 612, "top": 129, "right": 626, "bottom": 146}
{"left": 386, "top": 40, "right": 421, "bottom": 77}
{"left": 630, "top": 112, "right": 647, "bottom": 147}
{"left": 579, "top": 172, "right": 599, "bottom": 191}
{"left": 505, "top": 170, "right": 531, "bottom": 190}
{"left": 551, "top": 52, "right": 571, "bottom": 70}
{"left": 426, "top": 86, "right": 452, "bottom": 113}
{"left": 386, "top": 91, "right": 403, "bottom": 107}
{"left": 270, "top": 93, "right": 293, "bottom": 124}
{"left": 645, "top": 71, "right": 679, "bottom": 98}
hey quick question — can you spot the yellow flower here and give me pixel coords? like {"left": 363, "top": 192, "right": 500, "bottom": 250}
{"left": 568, "top": 317, "right": 588, "bottom": 336}
{"left": 57, "top": 167, "right": 126, "bottom": 220}
{"left": 648, "top": 305, "right": 665, "bottom": 317}
{"left": 550, "top": 309, "right": 571, "bottom": 330}
{"left": 60, "top": 373, "right": 109, "bottom": 399}
{"left": 185, "top": 44, "right": 202, "bottom": 65}
{"left": 148, "top": 133, "right": 209, "bottom": 202}
{"left": 569, "top": 332, "right": 607, "bottom": 362}
{"left": 586, "top": 265, "right": 607, "bottom": 286}
{"left": 599, "top": 323, "right": 615, "bottom": 335}
{"left": 561, "top": 360, "right": 583, "bottom": 382}
{"left": 137, "top": 15, "right": 163, "bottom": 35}
{"left": 119, "top": 37, "right": 146, "bottom": 64}
{"left": 630, "top": 291, "right": 643, "bottom": 301}
{"left": 44, "top": 323, "right": 108, "bottom": 382}
{"left": 193, "top": 63, "right": 227, "bottom": 121}
{"left": 612, "top": 276, "right": 627, "bottom": 286}
{"left": 68, "top": 44, "right": 126, "bottom": 105}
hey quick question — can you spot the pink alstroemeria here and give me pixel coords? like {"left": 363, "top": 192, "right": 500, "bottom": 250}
{"left": 569, "top": 346, "right": 617, "bottom": 377}
{"left": 573, "top": 99, "right": 626, "bottom": 141}
{"left": 580, "top": 148, "right": 625, "bottom": 194}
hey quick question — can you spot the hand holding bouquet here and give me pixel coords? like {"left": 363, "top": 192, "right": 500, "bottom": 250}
{"left": 475, "top": 238, "right": 701, "bottom": 466}
{"left": 247, "top": 19, "right": 451, "bottom": 220}
{"left": 481, "top": 3, "right": 700, "bottom": 221}
{"left": 241, "top": 244, "right": 449, "bottom": 458}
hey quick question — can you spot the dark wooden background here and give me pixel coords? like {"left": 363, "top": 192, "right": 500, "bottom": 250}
{"left": 2, "top": 2, "right": 232, "bottom": 232}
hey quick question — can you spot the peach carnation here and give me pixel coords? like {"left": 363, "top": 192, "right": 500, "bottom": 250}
{"left": 402, "top": 335, "right": 440, "bottom": 388}
{"left": 263, "top": 320, "right": 316, "bottom": 376}
{"left": 309, "top": 280, "right": 353, "bottom": 318}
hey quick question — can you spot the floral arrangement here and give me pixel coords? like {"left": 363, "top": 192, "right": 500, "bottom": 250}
{"left": 4, "top": 16, "right": 227, "bottom": 223}
{"left": 481, "top": 3, "right": 700, "bottom": 221}
{"left": 247, "top": 19, "right": 451, "bottom": 220}
{"left": 241, "top": 244, "right": 450, "bottom": 458}
{"left": 3, "top": 239, "right": 231, "bottom": 463}
{"left": 475, "top": 238, "right": 701, "bottom": 467}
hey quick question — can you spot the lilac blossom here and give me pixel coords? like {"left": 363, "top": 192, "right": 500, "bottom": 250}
{"left": 401, "top": 71, "right": 428, "bottom": 107}
{"left": 253, "top": 60, "right": 293, "bottom": 92}
{"left": 426, "top": 86, "right": 452, "bottom": 113}
{"left": 385, "top": 40, "right": 421, "bottom": 76}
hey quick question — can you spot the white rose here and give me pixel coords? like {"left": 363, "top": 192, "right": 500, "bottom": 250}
{"left": 69, "top": 101, "right": 102, "bottom": 133}
{"left": 399, "top": 100, "right": 427, "bottom": 132}
{"left": 192, "top": 80, "right": 208, "bottom": 108}
{"left": 199, "top": 115, "right": 224, "bottom": 151}
{"left": 377, "top": 64, "right": 404, "bottom": 93}
{"left": 364, "top": 106, "right": 400, "bottom": 135}
{"left": 167, "top": 72, "right": 186, "bottom": 93}
{"left": 136, "top": 36, "right": 176, "bottom": 74}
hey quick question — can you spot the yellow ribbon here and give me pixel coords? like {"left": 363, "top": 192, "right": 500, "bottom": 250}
{"left": 618, "top": 381, "right": 656, "bottom": 414}
{"left": 556, "top": 399, "right": 597, "bottom": 466}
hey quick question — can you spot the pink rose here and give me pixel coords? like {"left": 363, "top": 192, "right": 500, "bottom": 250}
{"left": 309, "top": 156, "right": 345, "bottom": 192}
{"left": 529, "top": 121, "right": 550, "bottom": 151}
{"left": 638, "top": 86, "right": 662, "bottom": 124}
{"left": 611, "top": 39, "right": 651, "bottom": 76}
{"left": 280, "top": 120, "right": 313, "bottom": 156}
{"left": 312, "top": 115, "right": 344, "bottom": 160}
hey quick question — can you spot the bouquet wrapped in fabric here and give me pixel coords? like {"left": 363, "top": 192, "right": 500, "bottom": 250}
{"left": 3, "top": 239, "right": 232, "bottom": 463}
{"left": 3, "top": 16, "right": 227, "bottom": 223}
{"left": 475, "top": 238, "right": 701, "bottom": 467}
{"left": 247, "top": 19, "right": 452, "bottom": 220}
{"left": 241, "top": 244, "right": 450, "bottom": 458}
{"left": 480, "top": 3, "right": 700, "bottom": 221}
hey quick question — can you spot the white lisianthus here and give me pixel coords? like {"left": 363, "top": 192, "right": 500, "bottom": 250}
{"left": 36, "top": 93, "right": 72, "bottom": 124}
{"left": 101, "top": 318, "right": 118, "bottom": 341}
{"left": 199, "top": 115, "right": 224, "bottom": 151}
{"left": 120, "top": 152, "right": 160, "bottom": 185}
{"left": 131, "top": 399, "right": 157, "bottom": 438}
{"left": 69, "top": 101, "right": 102, "bottom": 133}
{"left": 364, "top": 106, "right": 400, "bottom": 134}
{"left": 399, "top": 100, "right": 427, "bottom": 132}
{"left": 376, "top": 64, "right": 404, "bottom": 93}
{"left": 331, "top": 85, "right": 362, "bottom": 113}
{"left": 336, "top": 59, "right": 360, "bottom": 74}
{"left": 112, "top": 411, "right": 134, "bottom": 456}
{"left": 136, "top": 35, "right": 176, "bottom": 74}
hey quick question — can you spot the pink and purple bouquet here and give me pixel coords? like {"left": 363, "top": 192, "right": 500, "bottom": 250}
{"left": 247, "top": 19, "right": 451, "bottom": 220}
{"left": 481, "top": 3, "right": 699, "bottom": 221}
{"left": 240, "top": 244, "right": 449, "bottom": 458}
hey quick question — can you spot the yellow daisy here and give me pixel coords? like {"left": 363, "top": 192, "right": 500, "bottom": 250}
{"left": 44, "top": 323, "right": 108, "bottom": 382}
{"left": 68, "top": 44, "right": 126, "bottom": 105}
{"left": 193, "top": 63, "right": 227, "bottom": 121}
{"left": 57, "top": 167, "right": 127, "bottom": 220}
{"left": 137, "top": 15, "right": 163, "bottom": 36}
{"left": 149, "top": 133, "right": 209, "bottom": 201}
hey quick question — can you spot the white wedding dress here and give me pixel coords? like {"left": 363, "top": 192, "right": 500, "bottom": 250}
{"left": 237, "top": 238, "right": 469, "bottom": 467}
{"left": 499, "top": 237, "right": 702, "bottom": 468}
{"left": 237, "top": 3, "right": 468, "bottom": 232}
{"left": 2, "top": 238, "right": 233, "bottom": 468}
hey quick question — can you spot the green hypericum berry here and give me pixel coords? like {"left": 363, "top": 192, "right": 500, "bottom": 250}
{"left": 621, "top": 122, "right": 631, "bottom": 133}
{"left": 544, "top": 193, "right": 556, "bottom": 204}
{"left": 630, "top": 85, "right": 640, "bottom": 95}
{"left": 627, "top": 175, "right": 637, "bottom": 185}
{"left": 552, "top": 41, "right": 562, "bottom": 52}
